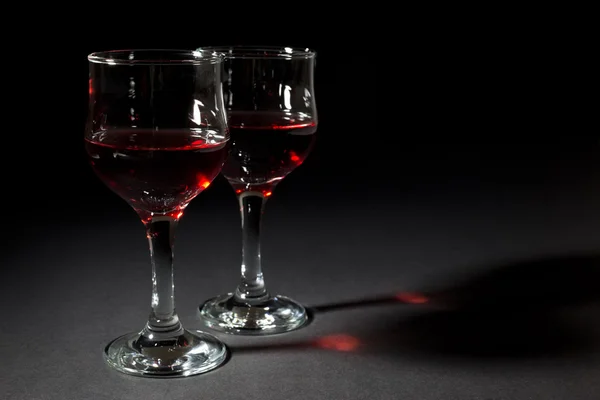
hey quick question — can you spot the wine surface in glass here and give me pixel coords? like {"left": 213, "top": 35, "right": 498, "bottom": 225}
{"left": 85, "top": 128, "right": 228, "bottom": 215}
{"left": 221, "top": 111, "right": 316, "bottom": 193}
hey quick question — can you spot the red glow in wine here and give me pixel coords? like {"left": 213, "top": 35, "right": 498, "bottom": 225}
{"left": 85, "top": 128, "right": 228, "bottom": 218}
{"left": 222, "top": 111, "right": 317, "bottom": 194}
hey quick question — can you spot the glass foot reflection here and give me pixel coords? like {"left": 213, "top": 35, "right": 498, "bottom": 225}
{"left": 103, "top": 328, "right": 228, "bottom": 378}
{"left": 199, "top": 294, "right": 308, "bottom": 335}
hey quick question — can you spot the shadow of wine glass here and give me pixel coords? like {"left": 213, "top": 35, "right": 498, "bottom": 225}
{"left": 229, "top": 252, "right": 600, "bottom": 361}
{"left": 367, "top": 252, "right": 600, "bottom": 362}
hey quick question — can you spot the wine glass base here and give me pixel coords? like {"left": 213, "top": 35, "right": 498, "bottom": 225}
{"left": 103, "top": 329, "right": 228, "bottom": 378}
{"left": 198, "top": 293, "right": 309, "bottom": 335}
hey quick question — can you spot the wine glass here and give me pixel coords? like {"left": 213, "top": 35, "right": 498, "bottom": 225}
{"left": 194, "top": 46, "right": 318, "bottom": 335}
{"left": 85, "top": 49, "right": 230, "bottom": 377}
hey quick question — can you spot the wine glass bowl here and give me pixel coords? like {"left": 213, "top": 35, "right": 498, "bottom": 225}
{"left": 85, "top": 49, "right": 229, "bottom": 377}
{"left": 221, "top": 110, "right": 317, "bottom": 196}
{"left": 194, "top": 46, "right": 318, "bottom": 335}
{"left": 86, "top": 50, "right": 229, "bottom": 221}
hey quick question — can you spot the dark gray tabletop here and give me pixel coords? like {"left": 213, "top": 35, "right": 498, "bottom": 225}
{"left": 3, "top": 140, "right": 600, "bottom": 400}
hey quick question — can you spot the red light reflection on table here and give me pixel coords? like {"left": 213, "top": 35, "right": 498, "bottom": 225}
{"left": 313, "top": 334, "right": 360, "bottom": 352}
{"left": 395, "top": 292, "right": 429, "bottom": 304}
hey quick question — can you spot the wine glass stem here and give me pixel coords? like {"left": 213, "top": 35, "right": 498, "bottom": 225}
{"left": 235, "top": 192, "right": 269, "bottom": 304}
{"left": 143, "top": 215, "right": 182, "bottom": 334}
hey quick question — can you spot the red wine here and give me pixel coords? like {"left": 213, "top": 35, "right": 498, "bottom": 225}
{"left": 85, "top": 128, "right": 228, "bottom": 218}
{"left": 221, "top": 111, "right": 317, "bottom": 194}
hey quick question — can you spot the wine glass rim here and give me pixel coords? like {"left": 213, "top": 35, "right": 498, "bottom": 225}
{"left": 87, "top": 49, "right": 225, "bottom": 65}
{"left": 195, "top": 45, "right": 316, "bottom": 60}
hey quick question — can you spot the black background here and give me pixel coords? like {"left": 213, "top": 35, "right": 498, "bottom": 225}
{"left": 10, "top": 18, "right": 592, "bottom": 236}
